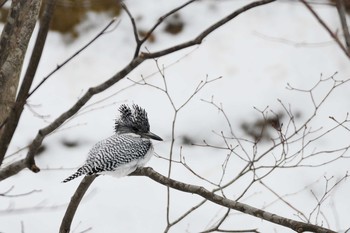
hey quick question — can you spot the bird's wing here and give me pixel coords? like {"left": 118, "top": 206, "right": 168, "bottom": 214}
{"left": 83, "top": 134, "right": 151, "bottom": 174}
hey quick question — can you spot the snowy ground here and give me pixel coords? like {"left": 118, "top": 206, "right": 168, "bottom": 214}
{"left": 1, "top": 0, "right": 350, "bottom": 232}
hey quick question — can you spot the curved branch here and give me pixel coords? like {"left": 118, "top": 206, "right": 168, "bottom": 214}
{"left": 143, "top": 0, "right": 276, "bottom": 59}
{"left": 122, "top": 0, "right": 198, "bottom": 58}
{"left": 131, "top": 167, "right": 336, "bottom": 233}
{"left": 59, "top": 175, "right": 97, "bottom": 233}
{"left": 300, "top": 0, "right": 350, "bottom": 59}
{"left": 60, "top": 168, "right": 337, "bottom": 233}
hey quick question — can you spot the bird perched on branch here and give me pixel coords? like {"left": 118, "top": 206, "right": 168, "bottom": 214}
{"left": 63, "top": 104, "right": 162, "bottom": 183}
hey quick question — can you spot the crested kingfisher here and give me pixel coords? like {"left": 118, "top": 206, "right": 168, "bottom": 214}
{"left": 62, "top": 104, "right": 162, "bottom": 182}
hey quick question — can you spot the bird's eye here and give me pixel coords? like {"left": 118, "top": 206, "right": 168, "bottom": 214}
{"left": 132, "top": 126, "right": 138, "bottom": 132}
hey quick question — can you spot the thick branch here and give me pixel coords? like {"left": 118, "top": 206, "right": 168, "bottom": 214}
{"left": 132, "top": 167, "right": 336, "bottom": 233}
{"left": 59, "top": 175, "right": 97, "bottom": 233}
{"left": 0, "top": 158, "right": 26, "bottom": 181}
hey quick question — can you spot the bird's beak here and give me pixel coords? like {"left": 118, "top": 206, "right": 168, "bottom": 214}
{"left": 142, "top": 131, "right": 163, "bottom": 141}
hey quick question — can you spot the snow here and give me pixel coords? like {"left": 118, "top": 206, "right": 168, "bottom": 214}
{"left": 1, "top": 0, "right": 350, "bottom": 232}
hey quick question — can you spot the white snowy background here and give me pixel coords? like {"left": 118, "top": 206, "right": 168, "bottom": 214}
{"left": 1, "top": 0, "right": 350, "bottom": 232}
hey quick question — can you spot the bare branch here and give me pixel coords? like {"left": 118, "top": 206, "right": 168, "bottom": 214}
{"left": 0, "top": 186, "right": 41, "bottom": 197}
{"left": 335, "top": 0, "right": 350, "bottom": 51}
{"left": 260, "top": 180, "right": 308, "bottom": 222}
{"left": 60, "top": 167, "right": 337, "bottom": 233}
{"left": 27, "top": 17, "right": 120, "bottom": 99}
{"left": 131, "top": 167, "right": 336, "bottom": 233}
{"left": 122, "top": 0, "right": 198, "bottom": 58}
{"left": 299, "top": 0, "right": 350, "bottom": 59}
{"left": 143, "top": 0, "right": 276, "bottom": 59}
{"left": 0, "top": 159, "right": 27, "bottom": 181}
{"left": 59, "top": 175, "right": 97, "bottom": 233}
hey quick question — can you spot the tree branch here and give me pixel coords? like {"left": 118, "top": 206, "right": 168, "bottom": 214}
{"left": 122, "top": 0, "right": 198, "bottom": 58}
{"left": 27, "top": 17, "right": 120, "bottom": 99}
{"left": 0, "top": 158, "right": 26, "bottom": 181}
{"left": 60, "top": 168, "right": 336, "bottom": 233}
{"left": 59, "top": 175, "right": 97, "bottom": 233}
{"left": 335, "top": 0, "right": 350, "bottom": 51}
{"left": 132, "top": 167, "right": 336, "bottom": 233}
{"left": 142, "top": 0, "right": 276, "bottom": 59}
{"left": 299, "top": 0, "right": 350, "bottom": 59}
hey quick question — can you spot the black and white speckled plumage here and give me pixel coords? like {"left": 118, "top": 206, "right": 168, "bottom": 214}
{"left": 62, "top": 104, "right": 162, "bottom": 183}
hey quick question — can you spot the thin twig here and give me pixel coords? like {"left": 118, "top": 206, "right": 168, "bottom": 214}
{"left": 122, "top": 0, "right": 198, "bottom": 58}
{"left": 27, "top": 18, "right": 120, "bottom": 99}
{"left": 0, "top": 187, "right": 41, "bottom": 197}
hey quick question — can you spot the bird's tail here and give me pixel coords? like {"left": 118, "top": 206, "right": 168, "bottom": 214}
{"left": 62, "top": 169, "right": 85, "bottom": 183}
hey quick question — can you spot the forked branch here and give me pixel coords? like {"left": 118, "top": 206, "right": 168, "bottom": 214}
{"left": 132, "top": 167, "right": 335, "bottom": 233}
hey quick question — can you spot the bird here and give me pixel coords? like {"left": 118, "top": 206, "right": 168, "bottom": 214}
{"left": 62, "top": 104, "right": 162, "bottom": 183}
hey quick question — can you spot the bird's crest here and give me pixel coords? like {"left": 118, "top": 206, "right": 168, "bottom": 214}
{"left": 115, "top": 104, "right": 150, "bottom": 134}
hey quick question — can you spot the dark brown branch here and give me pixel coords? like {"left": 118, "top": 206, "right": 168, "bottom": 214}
{"left": 299, "top": 0, "right": 350, "bottom": 59}
{"left": 131, "top": 167, "right": 336, "bottom": 233}
{"left": 0, "top": 0, "right": 57, "bottom": 167}
{"left": 59, "top": 175, "right": 97, "bottom": 233}
{"left": 335, "top": 0, "right": 350, "bottom": 51}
